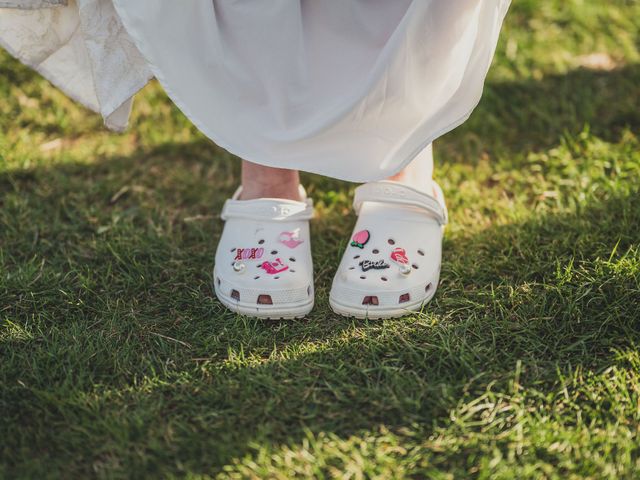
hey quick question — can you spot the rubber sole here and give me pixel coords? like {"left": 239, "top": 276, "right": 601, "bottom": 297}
{"left": 329, "top": 269, "right": 439, "bottom": 319}
{"left": 212, "top": 268, "right": 314, "bottom": 319}
{"left": 329, "top": 285, "right": 437, "bottom": 319}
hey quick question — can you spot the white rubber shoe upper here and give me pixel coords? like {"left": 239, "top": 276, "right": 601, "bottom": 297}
{"left": 213, "top": 186, "right": 314, "bottom": 319}
{"left": 329, "top": 180, "right": 447, "bottom": 319}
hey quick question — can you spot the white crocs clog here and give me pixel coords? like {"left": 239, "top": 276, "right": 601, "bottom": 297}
{"left": 329, "top": 180, "right": 448, "bottom": 319}
{"left": 213, "top": 186, "right": 315, "bottom": 319}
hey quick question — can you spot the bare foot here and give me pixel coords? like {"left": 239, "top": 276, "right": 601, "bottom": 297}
{"left": 240, "top": 160, "right": 302, "bottom": 201}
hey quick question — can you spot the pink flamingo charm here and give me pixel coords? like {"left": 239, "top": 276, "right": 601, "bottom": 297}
{"left": 260, "top": 258, "right": 289, "bottom": 274}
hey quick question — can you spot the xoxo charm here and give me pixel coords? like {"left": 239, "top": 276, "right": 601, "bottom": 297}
{"left": 234, "top": 247, "right": 264, "bottom": 261}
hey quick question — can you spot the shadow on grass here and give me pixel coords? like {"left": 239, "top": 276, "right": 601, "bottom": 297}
{"left": 436, "top": 63, "right": 640, "bottom": 164}
{"left": 1, "top": 63, "right": 640, "bottom": 476}
{"left": 2, "top": 143, "right": 639, "bottom": 475}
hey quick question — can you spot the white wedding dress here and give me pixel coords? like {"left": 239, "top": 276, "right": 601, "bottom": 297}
{"left": 0, "top": 0, "right": 510, "bottom": 181}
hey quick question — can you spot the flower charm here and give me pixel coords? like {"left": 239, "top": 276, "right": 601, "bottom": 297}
{"left": 279, "top": 230, "right": 304, "bottom": 249}
{"left": 359, "top": 259, "right": 390, "bottom": 272}
{"left": 350, "top": 230, "right": 370, "bottom": 249}
{"left": 390, "top": 247, "right": 411, "bottom": 275}
{"left": 260, "top": 258, "right": 289, "bottom": 274}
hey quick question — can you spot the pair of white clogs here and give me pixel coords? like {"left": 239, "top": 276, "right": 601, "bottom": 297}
{"left": 213, "top": 181, "right": 447, "bottom": 319}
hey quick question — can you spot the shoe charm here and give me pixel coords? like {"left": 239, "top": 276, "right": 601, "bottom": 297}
{"left": 359, "top": 259, "right": 390, "bottom": 272}
{"left": 279, "top": 230, "right": 304, "bottom": 249}
{"left": 351, "top": 230, "right": 370, "bottom": 249}
{"left": 235, "top": 247, "right": 264, "bottom": 261}
{"left": 390, "top": 247, "right": 411, "bottom": 275}
{"left": 232, "top": 261, "right": 246, "bottom": 273}
{"left": 261, "top": 258, "right": 289, "bottom": 274}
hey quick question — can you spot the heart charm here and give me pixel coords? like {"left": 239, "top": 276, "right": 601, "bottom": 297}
{"left": 279, "top": 230, "right": 304, "bottom": 249}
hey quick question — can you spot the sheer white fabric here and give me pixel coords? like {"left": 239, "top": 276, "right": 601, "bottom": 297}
{"left": 0, "top": 0, "right": 65, "bottom": 8}
{"left": 0, "top": 0, "right": 151, "bottom": 130}
{"left": 1, "top": 0, "right": 510, "bottom": 181}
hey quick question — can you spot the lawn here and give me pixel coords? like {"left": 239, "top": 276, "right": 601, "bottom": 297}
{"left": 1, "top": 1, "right": 640, "bottom": 478}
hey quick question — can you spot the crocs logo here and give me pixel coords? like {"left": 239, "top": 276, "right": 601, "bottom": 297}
{"left": 373, "top": 185, "right": 407, "bottom": 199}
{"left": 279, "top": 230, "right": 304, "bottom": 249}
{"left": 235, "top": 247, "right": 264, "bottom": 261}
{"left": 260, "top": 258, "right": 289, "bottom": 274}
{"left": 272, "top": 205, "right": 293, "bottom": 217}
{"left": 359, "top": 259, "right": 389, "bottom": 272}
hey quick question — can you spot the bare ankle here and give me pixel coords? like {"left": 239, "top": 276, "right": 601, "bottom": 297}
{"left": 386, "top": 144, "right": 434, "bottom": 192}
{"left": 240, "top": 160, "right": 302, "bottom": 201}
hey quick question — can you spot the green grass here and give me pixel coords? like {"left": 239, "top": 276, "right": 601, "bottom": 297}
{"left": 1, "top": 0, "right": 640, "bottom": 478}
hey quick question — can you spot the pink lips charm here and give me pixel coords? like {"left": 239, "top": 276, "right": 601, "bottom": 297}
{"left": 279, "top": 230, "right": 303, "bottom": 249}
{"left": 260, "top": 258, "right": 289, "bottom": 275}
{"left": 390, "top": 247, "right": 409, "bottom": 265}
{"left": 350, "top": 230, "right": 370, "bottom": 249}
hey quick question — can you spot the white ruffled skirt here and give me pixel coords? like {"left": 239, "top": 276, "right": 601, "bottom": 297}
{"left": 0, "top": 0, "right": 510, "bottom": 181}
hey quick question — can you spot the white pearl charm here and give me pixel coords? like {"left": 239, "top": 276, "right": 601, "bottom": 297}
{"left": 232, "top": 261, "right": 245, "bottom": 273}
